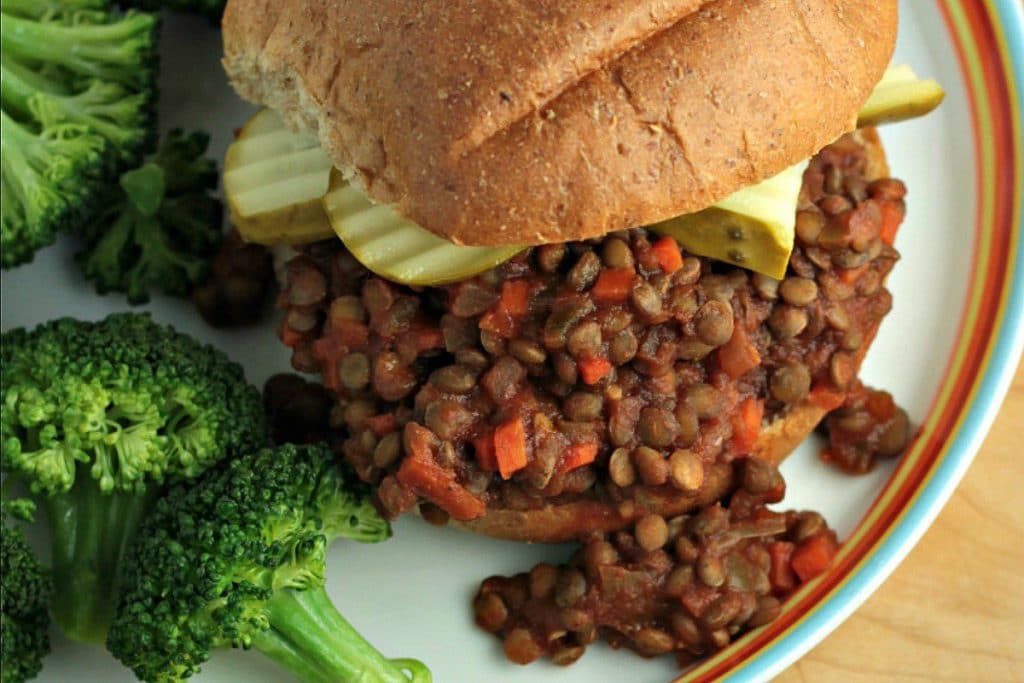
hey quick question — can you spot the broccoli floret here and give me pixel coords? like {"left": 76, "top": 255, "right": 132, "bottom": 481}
{"left": 0, "top": 313, "right": 265, "bottom": 644}
{"left": 77, "top": 130, "right": 224, "bottom": 304}
{"left": 0, "top": 110, "right": 109, "bottom": 268}
{"left": 0, "top": 0, "right": 159, "bottom": 268}
{"left": 1, "top": 500, "right": 52, "bottom": 683}
{"left": 108, "top": 444, "right": 432, "bottom": 683}
{"left": 122, "top": 0, "right": 225, "bottom": 22}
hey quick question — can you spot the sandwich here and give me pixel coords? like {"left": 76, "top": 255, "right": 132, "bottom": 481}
{"left": 219, "top": 0, "right": 942, "bottom": 542}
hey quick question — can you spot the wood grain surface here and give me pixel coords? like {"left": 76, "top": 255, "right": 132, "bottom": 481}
{"left": 776, "top": 358, "right": 1024, "bottom": 683}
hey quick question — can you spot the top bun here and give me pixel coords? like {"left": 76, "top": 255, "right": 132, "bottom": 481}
{"left": 223, "top": 0, "right": 897, "bottom": 246}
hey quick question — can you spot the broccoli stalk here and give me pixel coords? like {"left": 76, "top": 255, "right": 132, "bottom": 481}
{"left": 1, "top": 499, "right": 52, "bottom": 683}
{"left": 77, "top": 130, "right": 224, "bottom": 304}
{"left": 0, "top": 314, "right": 265, "bottom": 643}
{"left": 254, "top": 588, "right": 429, "bottom": 683}
{"left": 44, "top": 483, "right": 156, "bottom": 641}
{"left": 108, "top": 444, "right": 432, "bottom": 683}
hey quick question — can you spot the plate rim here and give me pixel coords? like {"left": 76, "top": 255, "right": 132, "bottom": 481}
{"left": 678, "top": 2, "right": 1024, "bottom": 681}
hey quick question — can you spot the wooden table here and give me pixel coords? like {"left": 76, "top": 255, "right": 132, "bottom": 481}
{"left": 777, "top": 358, "right": 1024, "bottom": 682}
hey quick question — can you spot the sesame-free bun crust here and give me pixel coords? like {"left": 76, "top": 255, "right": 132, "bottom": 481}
{"left": 222, "top": 0, "right": 897, "bottom": 247}
{"left": 450, "top": 129, "right": 890, "bottom": 542}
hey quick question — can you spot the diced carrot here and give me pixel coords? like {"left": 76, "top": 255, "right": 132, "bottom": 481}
{"left": 365, "top": 414, "right": 398, "bottom": 437}
{"left": 731, "top": 398, "right": 764, "bottom": 452}
{"left": 879, "top": 200, "right": 903, "bottom": 246}
{"left": 578, "top": 356, "right": 612, "bottom": 385}
{"left": 561, "top": 443, "right": 598, "bottom": 473}
{"left": 399, "top": 423, "right": 487, "bottom": 520}
{"left": 280, "top": 324, "right": 305, "bottom": 348}
{"left": 479, "top": 309, "right": 516, "bottom": 338}
{"left": 320, "top": 360, "right": 340, "bottom": 392}
{"left": 592, "top": 268, "right": 635, "bottom": 304}
{"left": 414, "top": 326, "right": 445, "bottom": 352}
{"left": 680, "top": 584, "right": 719, "bottom": 618}
{"left": 808, "top": 384, "right": 847, "bottom": 411}
{"left": 494, "top": 418, "right": 528, "bottom": 480}
{"left": 324, "top": 318, "right": 370, "bottom": 349}
{"left": 500, "top": 279, "right": 530, "bottom": 317}
{"left": 837, "top": 264, "right": 869, "bottom": 285}
{"left": 866, "top": 389, "right": 896, "bottom": 421}
{"left": 310, "top": 337, "right": 340, "bottom": 391}
{"left": 472, "top": 432, "right": 497, "bottom": 472}
{"left": 651, "top": 235, "right": 683, "bottom": 273}
{"left": 791, "top": 532, "right": 840, "bottom": 582}
{"left": 717, "top": 324, "right": 761, "bottom": 380}
{"left": 479, "top": 280, "right": 531, "bottom": 338}
{"left": 396, "top": 456, "right": 486, "bottom": 520}
{"left": 768, "top": 541, "right": 796, "bottom": 595}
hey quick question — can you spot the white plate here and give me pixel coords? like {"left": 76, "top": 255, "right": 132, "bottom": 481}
{"left": 3, "top": 2, "right": 1022, "bottom": 682}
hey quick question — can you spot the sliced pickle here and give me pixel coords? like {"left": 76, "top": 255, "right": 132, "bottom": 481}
{"left": 224, "top": 63, "right": 942, "bottom": 277}
{"left": 322, "top": 169, "right": 523, "bottom": 286}
{"left": 649, "top": 162, "right": 806, "bottom": 280}
{"left": 857, "top": 64, "right": 945, "bottom": 128}
{"left": 223, "top": 109, "right": 335, "bottom": 245}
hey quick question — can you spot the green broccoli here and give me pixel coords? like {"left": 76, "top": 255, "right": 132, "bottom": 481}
{"left": 1, "top": 499, "right": 52, "bottom": 683}
{"left": 0, "top": 313, "right": 265, "bottom": 644}
{"left": 0, "top": 111, "right": 109, "bottom": 267}
{"left": 108, "top": 443, "right": 432, "bottom": 683}
{"left": 122, "top": 0, "right": 225, "bottom": 22}
{"left": 77, "top": 130, "right": 224, "bottom": 304}
{"left": 0, "top": 0, "right": 158, "bottom": 270}
{"left": 0, "top": 0, "right": 160, "bottom": 268}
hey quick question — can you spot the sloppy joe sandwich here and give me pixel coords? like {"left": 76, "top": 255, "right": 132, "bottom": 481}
{"left": 219, "top": 0, "right": 943, "bottom": 542}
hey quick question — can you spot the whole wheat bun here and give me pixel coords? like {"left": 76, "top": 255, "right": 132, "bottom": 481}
{"left": 223, "top": 0, "right": 896, "bottom": 247}
{"left": 449, "top": 128, "right": 890, "bottom": 543}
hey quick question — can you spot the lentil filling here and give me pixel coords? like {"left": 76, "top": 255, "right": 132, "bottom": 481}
{"left": 473, "top": 459, "right": 840, "bottom": 667}
{"left": 277, "top": 133, "right": 905, "bottom": 523}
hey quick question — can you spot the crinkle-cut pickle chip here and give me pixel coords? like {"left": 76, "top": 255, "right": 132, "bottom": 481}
{"left": 323, "top": 169, "right": 524, "bottom": 287}
{"left": 223, "top": 108, "right": 335, "bottom": 245}
{"left": 857, "top": 64, "right": 945, "bottom": 128}
{"left": 649, "top": 161, "right": 808, "bottom": 280}
{"left": 225, "top": 64, "right": 941, "bottom": 277}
